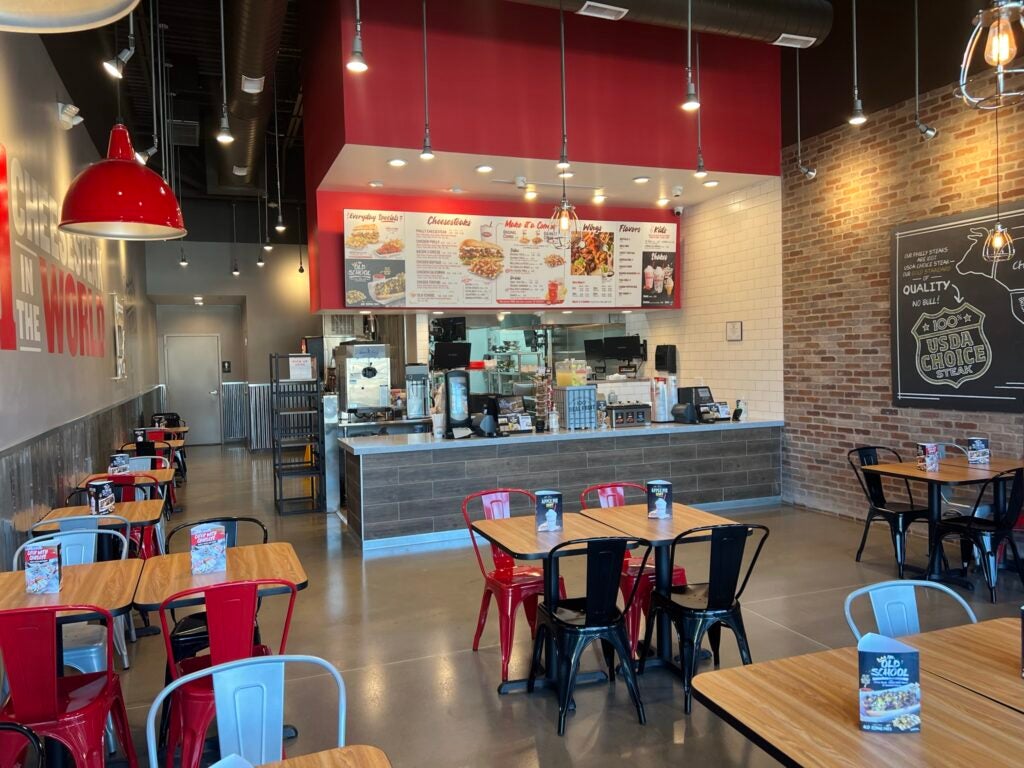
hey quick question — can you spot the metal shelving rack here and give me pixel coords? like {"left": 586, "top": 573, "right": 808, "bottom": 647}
{"left": 270, "top": 353, "right": 325, "bottom": 515}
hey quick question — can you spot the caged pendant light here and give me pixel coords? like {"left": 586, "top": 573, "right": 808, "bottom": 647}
{"left": 550, "top": 1, "right": 579, "bottom": 244}
{"left": 983, "top": 108, "right": 1014, "bottom": 265}
{"left": 959, "top": 1, "right": 1024, "bottom": 109}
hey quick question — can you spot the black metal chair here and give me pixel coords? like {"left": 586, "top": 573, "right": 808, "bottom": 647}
{"left": 639, "top": 523, "right": 769, "bottom": 714}
{"left": 64, "top": 488, "right": 89, "bottom": 507}
{"left": 848, "top": 446, "right": 930, "bottom": 577}
{"left": 527, "top": 536, "right": 652, "bottom": 736}
{"left": 157, "top": 516, "right": 270, "bottom": 744}
{"left": 937, "top": 469, "right": 1024, "bottom": 602}
{"left": 151, "top": 412, "right": 184, "bottom": 428}
{"left": 0, "top": 722, "right": 44, "bottom": 768}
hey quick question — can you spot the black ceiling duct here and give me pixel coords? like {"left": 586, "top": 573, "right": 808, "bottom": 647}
{"left": 503, "top": 0, "right": 834, "bottom": 48}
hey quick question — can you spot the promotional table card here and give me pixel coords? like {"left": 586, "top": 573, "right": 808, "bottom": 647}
{"left": 967, "top": 436, "right": 990, "bottom": 465}
{"left": 858, "top": 632, "right": 921, "bottom": 733}
{"left": 87, "top": 480, "right": 115, "bottom": 515}
{"left": 108, "top": 453, "right": 130, "bottom": 475}
{"left": 133, "top": 427, "right": 147, "bottom": 443}
{"left": 647, "top": 480, "right": 673, "bottom": 519}
{"left": 24, "top": 543, "right": 61, "bottom": 594}
{"left": 535, "top": 490, "right": 563, "bottom": 533}
{"left": 190, "top": 523, "right": 228, "bottom": 575}
{"left": 916, "top": 443, "right": 939, "bottom": 472}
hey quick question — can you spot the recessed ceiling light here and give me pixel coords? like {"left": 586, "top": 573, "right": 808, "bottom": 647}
{"left": 448, "top": 186, "right": 464, "bottom": 193}
{"left": 621, "top": 310, "right": 633, "bottom": 314}
{"left": 656, "top": 197, "right": 669, "bottom": 207}
{"left": 475, "top": 164, "right": 493, "bottom": 174}
{"left": 703, "top": 179, "right": 720, "bottom": 188}
{"left": 388, "top": 158, "right": 407, "bottom": 167}
{"left": 368, "top": 180, "right": 383, "bottom": 188}
{"left": 432, "top": 311, "right": 444, "bottom": 315}
{"left": 558, "top": 170, "right": 574, "bottom": 179}
{"left": 633, "top": 176, "right": 650, "bottom": 184}
{"left": 562, "top": 310, "right": 573, "bottom": 314}
{"left": 193, "top": 296, "right": 203, "bottom": 301}
{"left": 592, "top": 190, "right": 606, "bottom": 204}
{"left": 524, "top": 187, "right": 538, "bottom": 201}
{"left": 359, "top": 310, "right": 372, "bottom": 315}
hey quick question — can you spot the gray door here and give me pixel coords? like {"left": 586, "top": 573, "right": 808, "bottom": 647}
{"left": 164, "top": 334, "right": 223, "bottom": 445}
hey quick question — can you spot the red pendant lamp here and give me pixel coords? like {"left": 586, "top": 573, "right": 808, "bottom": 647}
{"left": 59, "top": 123, "right": 186, "bottom": 240}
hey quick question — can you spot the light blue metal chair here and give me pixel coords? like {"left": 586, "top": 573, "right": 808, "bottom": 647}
{"left": 844, "top": 580, "right": 977, "bottom": 640}
{"left": 145, "top": 654, "right": 346, "bottom": 767}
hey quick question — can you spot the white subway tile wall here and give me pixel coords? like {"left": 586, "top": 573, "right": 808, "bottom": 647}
{"left": 627, "top": 178, "right": 783, "bottom": 420}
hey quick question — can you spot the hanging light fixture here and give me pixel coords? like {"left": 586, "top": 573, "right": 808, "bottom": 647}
{"left": 60, "top": 123, "right": 186, "bottom": 239}
{"left": 848, "top": 0, "right": 867, "bottom": 125}
{"left": 692, "top": 34, "right": 710, "bottom": 181}
{"left": 959, "top": 1, "right": 1024, "bottom": 109}
{"left": 795, "top": 51, "right": 817, "bottom": 180}
{"left": 135, "top": 2, "right": 159, "bottom": 164}
{"left": 681, "top": 0, "right": 700, "bottom": 111}
{"left": 298, "top": 244, "right": 306, "bottom": 274}
{"left": 230, "top": 202, "right": 240, "bottom": 276}
{"left": 262, "top": 139, "right": 274, "bottom": 251}
{"left": 554, "top": 0, "right": 571, "bottom": 174}
{"left": 273, "top": 76, "right": 286, "bottom": 233}
{"left": 103, "top": 12, "right": 135, "bottom": 78}
{"left": 419, "top": 0, "right": 434, "bottom": 160}
{"left": 912, "top": 0, "right": 938, "bottom": 139}
{"left": 256, "top": 197, "right": 265, "bottom": 267}
{"left": 984, "top": 108, "right": 1015, "bottom": 263}
{"left": 347, "top": 0, "right": 368, "bottom": 73}
{"left": 179, "top": 242, "right": 188, "bottom": 267}
{"left": 216, "top": 0, "right": 233, "bottom": 144}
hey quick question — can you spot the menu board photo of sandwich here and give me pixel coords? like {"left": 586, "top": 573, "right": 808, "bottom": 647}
{"left": 342, "top": 209, "right": 677, "bottom": 311}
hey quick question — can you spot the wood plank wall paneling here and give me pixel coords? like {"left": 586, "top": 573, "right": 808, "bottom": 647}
{"left": 0, "top": 388, "right": 164, "bottom": 570}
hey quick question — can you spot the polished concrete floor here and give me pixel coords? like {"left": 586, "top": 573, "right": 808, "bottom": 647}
{"left": 116, "top": 445, "right": 1024, "bottom": 767}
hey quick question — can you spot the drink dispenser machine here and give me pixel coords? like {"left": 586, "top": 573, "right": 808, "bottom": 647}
{"left": 444, "top": 369, "right": 472, "bottom": 438}
{"left": 405, "top": 364, "right": 430, "bottom": 419}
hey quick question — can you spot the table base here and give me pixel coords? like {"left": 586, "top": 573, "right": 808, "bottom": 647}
{"left": 496, "top": 669, "right": 608, "bottom": 696}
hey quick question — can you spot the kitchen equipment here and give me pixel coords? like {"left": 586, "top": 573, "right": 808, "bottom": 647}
{"left": 677, "top": 385, "right": 731, "bottom": 422}
{"left": 654, "top": 345, "right": 677, "bottom": 374}
{"left": 335, "top": 344, "right": 392, "bottom": 412}
{"left": 444, "top": 369, "right": 472, "bottom": 439}
{"left": 405, "top": 364, "right": 431, "bottom": 419}
{"left": 672, "top": 401, "right": 699, "bottom": 424}
{"left": 607, "top": 402, "right": 651, "bottom": 429}
{"left": 552, "top": 385, "right": 598, "bottom": 430}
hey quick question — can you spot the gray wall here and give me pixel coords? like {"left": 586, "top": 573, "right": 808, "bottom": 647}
{"left": 146, "top": 242, "right": 321, "bottom": 382}
{"left": 156, "top": 304, "right": 247, "bottom": 383}
{"left": 0, "top": 32, "right": 158, "bottom": 452}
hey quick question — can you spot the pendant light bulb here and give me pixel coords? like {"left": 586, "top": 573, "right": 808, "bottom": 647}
{"left": 916, "top": 121, "right": 938, "bottom": 140}
{"left": 103, "top": 15, "right": 134, "bottom": 79}
{"left": 984, "top": 12, "right": 1017, "bottom": 67}
{"left": 848, "top": 98, "right": 867, "bottom": 126}
{"left": 263, "top": 242, "right": 273, "bottom": 252}
{"left": 179, "top": 247, "right": 188, "bottom": 267}
{"left": 275, "top": 212, "right": 286, "bottom": 233}
{"left": 216, "top": 108, "right": 234, "bottom": 144}
{"left": 682, "top": 80, "right": 700, "bottom": 112}
{"left": 257, "top": 254, "right": 265, "bottom": 267}
{"left": 420, "top": 143, "right": 434, "bottom": 160}
{"left": 984, "top": 222, "right": 1014, "bottom": 261}
{"left": 559, "top": 207, "right": 570, "bottom": 231}
{"left": 348, "top": 1, "right": 368, "bottom": 73}
{"left": 556, "top": 154, "right": 571, "bottom": 171}
{"left": 693, "top": 153, "right": 707, "bottom": 179}
{"left": 232, "top": 264, "right": 240, "bottom": 276}
{"left": 798, "top": 164, "right": 817, "bottom": 180}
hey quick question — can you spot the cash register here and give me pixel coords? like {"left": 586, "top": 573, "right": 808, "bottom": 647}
{"left": 674, "top": 386, "right": 731, "bottom": 423}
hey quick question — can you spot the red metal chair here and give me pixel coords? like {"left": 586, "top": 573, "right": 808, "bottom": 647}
{"left": 463, "top": 489, "right": 565, "bottom": 683}
{"left": 94, "top": 473, "right": 162, "bottom": 559}
{"left": 0, "top": 604, "right": 137, "bottom": 768}
{"left": 580, "top": 482, "right": 688, "bottom": 657}
{"left": 158, "top": 579, "right": 297, "bottom": 768}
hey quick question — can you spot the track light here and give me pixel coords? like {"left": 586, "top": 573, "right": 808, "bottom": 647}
{"left": 798, "top": 164, "right": 817, "bottom": 180}
{"left": 135, "top": 146, "right": 157, "bottom": 164}
{"left": 916, "top": 121, "right": 938, "bottom": 140}
{"left": 348, "top": 0, "right": 368, "bottom": 72}
{"left": 57, "top": 102, "right": 84, "bottom": 130}
{"left": 103, "top": 14, "right": 135, "bottom": 79}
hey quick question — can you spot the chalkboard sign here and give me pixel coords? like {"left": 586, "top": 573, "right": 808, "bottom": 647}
{"left": 892, "top": 204, "right": 1024, "bottom": 413}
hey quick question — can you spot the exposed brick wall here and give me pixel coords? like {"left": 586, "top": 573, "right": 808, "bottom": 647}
{"left": 782, "top": 84, "right": 1024, "bottom": 518}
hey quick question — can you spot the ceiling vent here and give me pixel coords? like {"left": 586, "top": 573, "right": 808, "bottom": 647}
{"left": 170, "top": 120, "right": 200, "bottom": 147}
{"left": 773, "top": 33, "right": 817, "bottom": 48}
{"left": 577, "top": 2, "right": 628, "bottom": 21}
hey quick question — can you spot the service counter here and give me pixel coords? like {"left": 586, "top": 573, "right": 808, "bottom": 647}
{"left": 339, "top": 420, "right": 783, "bottom": 548}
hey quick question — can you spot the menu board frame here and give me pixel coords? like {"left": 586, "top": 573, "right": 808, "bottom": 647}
{"left": 890, "top": 202, "right": 1024, "bottom": 413}
{"left": 341, "top": 208, "right": 679, "bottom": 311}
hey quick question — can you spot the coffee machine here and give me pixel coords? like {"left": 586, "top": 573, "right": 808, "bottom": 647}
{"left": 335, "top": 344, "right": 392, "bottom": 413}
{"left": 405, "top": 364, "right": 430, "bottom": 419}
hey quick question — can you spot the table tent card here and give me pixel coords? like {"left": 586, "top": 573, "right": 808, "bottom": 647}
{"left": 24, "top": 542, "right": 61, "bottom": 594}
{"left": 967, "top": 436, "right": 990, "bottom": 465}
{"left": 915, "top": 443, "right": 939, "bottom": 472}
{"left": 535, "top": 490, "right": 563, "bottom": 532}
{"left": 647, "top": 480, "right": 673, "bottom": 519}
{"left": 858, "top": 632, "right": 921, "bottom": 733}
{"left": 108, "top": 452, "right": 130, "bottom": 475}
{"left": 87, "top": 479, "right": 115, "bottom": 515}
{"left": 190, "top": 523, "right": 228, "bottom": 575}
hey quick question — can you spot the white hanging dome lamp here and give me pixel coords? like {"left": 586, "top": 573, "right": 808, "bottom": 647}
{"left": 959, "top": 1, "right": 1024, "bottom": 109}
{"left": 0, "top": 0, "right": 137, "bottom": 33}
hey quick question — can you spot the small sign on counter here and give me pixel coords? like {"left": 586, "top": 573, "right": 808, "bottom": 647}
{"left": 858, "top": 633, "right": 921, "bottom": 733}
{"left": 24, "top": 542, "right": 61, "bottom": 594}
{"left": 535, "top": 490, "right": 563, "bottom": 532}
{"left": 190, "top": 523, "right": 227, "bottom": 575}
{"left": 647, "top": 480, "right": 672, "bottom": 519}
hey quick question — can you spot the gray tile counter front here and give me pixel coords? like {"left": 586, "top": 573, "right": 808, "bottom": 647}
{"left": 341, "top": 422, "right": 783, "bottom": 544}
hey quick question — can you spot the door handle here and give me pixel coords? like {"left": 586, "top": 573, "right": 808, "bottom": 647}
{"left": 210, "top": 390, "right": 219, "bottom": 396}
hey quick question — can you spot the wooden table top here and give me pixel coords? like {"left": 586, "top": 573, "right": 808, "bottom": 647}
{"left": 35, "top": 500, "right": 165, "bottom": 533}
{"left": 0, "top": 559, "right": 142, "bottom": 617}
{"left": 78, "top": 469, "right": 176, "bottom": 487}
{"left": 693, "top": 644, "right": 1024, "bottom": 768}
{"left": 158, "top": 426, "right": 189, "bottom": 434}
{"left": 133, "top": 542, "right": 309, "bottom": 610}
{"left": 261, "top": 746, "right": 393, "bottom": 768}
{"left": 472, "top": 513, "right": 623, "bottom": 560}
{"left": 904, "top": 619, "right": 1024, "bottom": 714}
{"left": 937, "top": 456, "right": 1024, "bottom": 473}
{"left": 862, "top": 461, "right": 1000, "bottom": 485}
{"left": 578, "top": 503, "right": 737, "bottom": 545}
{"left": 119, "top": 439, "right": 185, "bottom": 451}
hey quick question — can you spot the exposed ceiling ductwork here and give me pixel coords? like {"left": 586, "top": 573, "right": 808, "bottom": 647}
{"left": 213, "top": 0, "right": 287, "bottom": 191}
{"left": 503, "top": 0, "right": 834, "bottom": 48}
